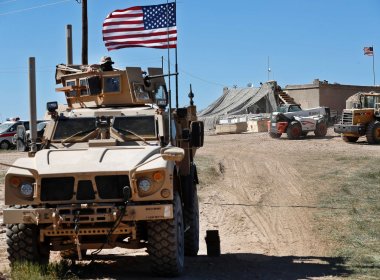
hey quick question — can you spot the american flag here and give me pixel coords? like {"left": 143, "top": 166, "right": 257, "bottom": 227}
{"left": 102, "top": 3, "right": 177, "bottom": 51}
{"left": 363, "top": 46, "right": 374, "bottom": 56}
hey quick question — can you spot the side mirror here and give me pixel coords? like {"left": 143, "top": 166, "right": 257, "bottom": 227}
{"left": 144, "top": 76, "right": 152, "bottom": 88}
{"left": 190, "top": 121, "right": 204, "bottom": 148}
{"left": 160, "top": 146, "right": 185, "bottom": 162}
{"left": 47, "top": 101, "right": 58, "bottom": 113}
{"left": 154, "top": 84, "right": 168, "bottom": 109}
{"left": 16, "top": 125, "right": 27, "bottom": 152}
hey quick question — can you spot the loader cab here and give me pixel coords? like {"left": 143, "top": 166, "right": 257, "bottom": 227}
{"left": 360, "top": 93, "right": 380, "bottom": 109}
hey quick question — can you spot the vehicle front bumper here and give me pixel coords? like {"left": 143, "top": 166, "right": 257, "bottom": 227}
{"left": 3, "top": 204, "right": 173, "bottom": 225}
{"left": 334, "top": 124, "right": 366, "bottom": 135}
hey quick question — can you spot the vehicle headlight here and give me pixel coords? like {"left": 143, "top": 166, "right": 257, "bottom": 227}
{"left": 20, "top": 182, "right": 33, "bottom": 197}
{"left": 138, "top": 178, "right": 152, "bottom": 192}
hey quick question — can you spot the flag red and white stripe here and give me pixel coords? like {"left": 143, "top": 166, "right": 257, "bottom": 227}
{"left": 102, "top": 3, "right": 177, "bottom": 51}
{"left": 364, "top": 46, "right": 374, "bottom": 56}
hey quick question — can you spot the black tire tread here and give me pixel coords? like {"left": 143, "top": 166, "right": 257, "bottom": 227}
{"left": 6, "top": 223, "right": 49, "bottom": 264}
{"left": 147, "top": 192, "right": 184, "bottom": 276}
{"left": 366, "top": 121, "right": 380, "bottom": 144}
{"left": 287, "top": 121, "right": 301, "bottom": 140}
{"left": 314, "top": 121, "right": 327, "bottom": 137}
{"left": 184, "top": 175, "right": 199, "bottom": 256}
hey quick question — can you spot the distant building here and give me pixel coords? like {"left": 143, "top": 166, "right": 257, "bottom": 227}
{"left": 285, "top": 79, "right": 380, "bottom": 113}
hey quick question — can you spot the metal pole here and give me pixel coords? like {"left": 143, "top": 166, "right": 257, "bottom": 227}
{"left": 66, "top": 24, "right": 73, "bottom": 65}
{"left": 372, "top": 45, "right": 376, "bottom": 85}
{"left": 82, "top": 0, "right": 88, "bottom": 65}
{"left": 174, "top": 0, "right": 178, "bottom": 109}
{"left": 175, "top": 48, "right": 178, "bottom": 109}
{"left": 166, "top": 1, "right": 172, "bottom": 145}
{"left": 28, "top": 57, "right": 37, "bottom": 153}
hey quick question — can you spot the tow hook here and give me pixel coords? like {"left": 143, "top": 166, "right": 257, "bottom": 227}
{"left": 51, "top": 211, "right": 62, "bottom": 230}
{"left": 73, "top": 210, "right": 82, "bottom": 260}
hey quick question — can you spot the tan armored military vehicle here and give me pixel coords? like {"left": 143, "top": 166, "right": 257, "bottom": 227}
{"left": 3, "top": 64, "right": 204, "bottom": 276}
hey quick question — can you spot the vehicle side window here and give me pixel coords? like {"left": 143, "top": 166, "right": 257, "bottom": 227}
{"left": 133, "top": 83, "right": 150, "bottom": 101}
{"left": 289, "top": 106, "right": 302, "bottom": 112}
{"left": 9, "top": 124, "right": 17, "bottom": 132}
{"left": 66, "top": 80, "right": 77, "bottom": 97}
{"left": 103, "top": 76, "right": 120, "bottom": 93}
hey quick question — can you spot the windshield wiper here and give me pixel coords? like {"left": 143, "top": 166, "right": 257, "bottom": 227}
{"left": 116, "top": 128, "right": 153, "bottom": 146}
{"left": 61, "top": 128, "right": 97, "bottom": 144}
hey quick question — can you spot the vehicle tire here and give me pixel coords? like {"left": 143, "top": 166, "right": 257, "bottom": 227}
{"left": 0, "top": 140, "right": 10, "bottom": 150}
{"left": 269, "top": 132, "right": 282, "bottom": 138}
{"left": 60, "top": 248, "right": 87, "bottom": 260}
{"left": 314, "top": 121, "right": 327, "bottom": 137}
{"left": 184, "top": 166, "right": 199, "bottom": 256}
{"left": 342, "top": 135, "right": 359, "bottom": 143}
{"left": 286, "top": 121, "right": 302, "bottom": 140}
{"left": 147, "top": 192, "right": 184, "bottom": 276}
{"left": 6, "top": 218, "right": 50, "bottom": 265}
{"left": 366, "top": 121, "right": 380, "bottom": 144}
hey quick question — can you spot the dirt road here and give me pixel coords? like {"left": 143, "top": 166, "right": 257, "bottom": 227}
{"left": 0, "top": 129, "right": 378, "bottom": 279}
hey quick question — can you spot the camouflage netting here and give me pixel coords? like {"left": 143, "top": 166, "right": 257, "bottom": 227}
{"left": 198, "top": 81, "right": 278, "bottom": 130}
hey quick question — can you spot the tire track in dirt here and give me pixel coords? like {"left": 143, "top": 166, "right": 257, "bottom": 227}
{"left": 197, "top": 133, "right": 327, "bottom": 258}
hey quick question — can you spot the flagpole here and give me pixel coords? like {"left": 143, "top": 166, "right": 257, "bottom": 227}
{"left": 372, "top": 45, "right": 376, "bottom": 85}
{"left": 174, "top": 0, "right": 179, "bottom": 109}
{"left": 166, "top": 0, "right": 172, "bottom": 145}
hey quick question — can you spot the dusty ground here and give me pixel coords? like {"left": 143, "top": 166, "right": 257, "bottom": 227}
{"left": 0, "top": 129, "right": 378, "bottom": 279}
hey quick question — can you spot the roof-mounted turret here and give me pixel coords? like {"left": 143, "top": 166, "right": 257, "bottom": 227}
{"left": 55, "top": 64, "right": 168, "bottom": 109}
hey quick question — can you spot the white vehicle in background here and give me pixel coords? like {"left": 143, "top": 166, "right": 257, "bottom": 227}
{"left": 268, "top": 104, "right": 330, "bottom": 139}
{"left": 0, "top": 119, "right": 30, "bottom": 150}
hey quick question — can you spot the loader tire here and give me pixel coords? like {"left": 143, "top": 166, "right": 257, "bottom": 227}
{"left": 342, "top": 135, "right": 359, "bottom": 143}
{"left": 6, "top": 219, "right": 50, "bottom": 265}
{"left": 366, "top": 121, "right": 380, "bottom": 144}
{"left": 269, "top": 132, "right": 282, "bottom": 138}
{"left": 314, "top": 121, "right": 327, "bottom": 137}
{"left": 286, "top": 121, "right": 302, "bottom": 140}
{"left": 147, "top": 192, "right": 184, "bottom": 276}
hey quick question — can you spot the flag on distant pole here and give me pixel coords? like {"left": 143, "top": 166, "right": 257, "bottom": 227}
{"left": 102, "top": 3, "right": 177, "bottom": 50}
{"left": 364, "top": 46, "right": 374, "bottom": 56}
{"left": 363, "top": 46, "right": 376, "bottom": 85}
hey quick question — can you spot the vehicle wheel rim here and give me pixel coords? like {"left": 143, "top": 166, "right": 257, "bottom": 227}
{"left": 293, "top": 127, "right": 300, "bottom": 136}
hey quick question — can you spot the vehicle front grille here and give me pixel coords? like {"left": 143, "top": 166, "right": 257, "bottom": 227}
{"left": 341, "top": 112, "right": 353, "bottom": 124}
{"left": 77, "top": 180, "right": 95, "bottom": 200}
{"left": 41, "top": 177, "right": 75, "bottom": 201}
{"left": 95, "top": 175, "right": 129, "bottom": 199}
{"left": 40, "top": 175, "right": 129, "bottom": 202}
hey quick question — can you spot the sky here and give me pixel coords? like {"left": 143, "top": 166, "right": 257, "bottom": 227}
{"left": 0, "top": 0, "right": 379, "bottom": 121}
